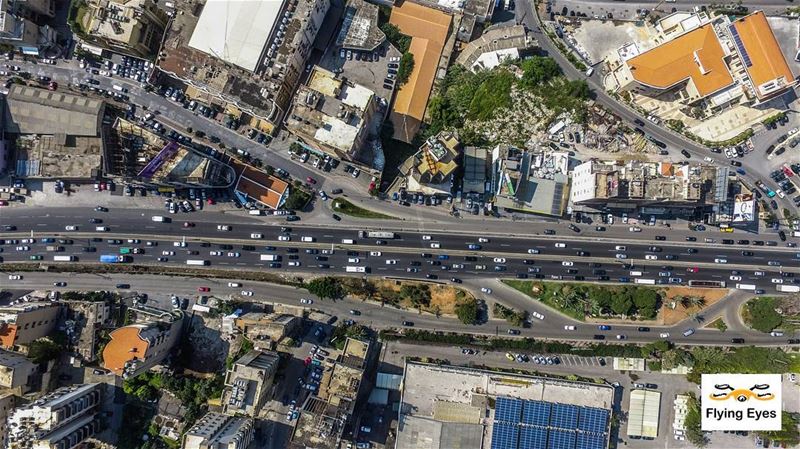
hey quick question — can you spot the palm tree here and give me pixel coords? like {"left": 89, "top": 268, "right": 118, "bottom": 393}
{"left": 680, "top": 296, "right": 706, "bottom": 309}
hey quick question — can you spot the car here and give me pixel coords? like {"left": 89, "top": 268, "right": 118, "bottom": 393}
{"left": 555, "top": 243, "right": 566, "bottom": 248}
{"left": 480, "top": 287, "right": 492, "bottom": 294}
{"left": 493, "top": 257, "right": 506, "bottom": 263}
{"left": 278, "top": 235, "right": 290, "bottom": 241}
{"left": 198, "top": 287, "right": 210, "bottom": 292}
{"left": 531, "top": 311, "right": 545, "bottom": 320}
{"left": 629, "top": 226, "right": 642, "bottom": 232}
{"left": 654, "top": 235, "right": 666, "bottom": 241}
{"left": 300, "top": 298, "right": 313, "bottom": 304}
{"left": 402, "top": 320, "right": 414, "bottom": 327}
{"left": 682, "top": 328, "right": 695, "bottom": 337}
{"left": 645, "top": 254, "right": 658, "bottom": 260}
{"left": 217, "top": 225, "right": 231, "bottom": 231}
{"left": 598, "top": 325, "right": 611, "bottom": 331}
{"left": 507, "top": 329, "right": 521, "bottom": 335}
{"left": 8, "top": 275, "right": 22, "bottom": 280}
{"left": 616, "top": 334, "right": 626, "bottom": 340}
{"left": 562, "top": 261, "right": 574, "bottom": 266}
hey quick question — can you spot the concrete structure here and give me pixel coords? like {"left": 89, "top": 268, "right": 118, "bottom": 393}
{"left": 234, "top": 312, "right": 300, "bottom": 343}
{"left": 396, "top": 361, "right": 614, "bottom": 449}
{"left": 110, "top": 118, "right": 237, "bottom": 189}
{"left": 335, "top": 0, "right": 385, "bottom": 52}
{"left": 627, "top": 389, "right": 661, "bottom": 439}
{"left": 612, "top": 11, "right": 795, "bottom": 108}
{"left": 159, "top": 0, "right": 330, "bottom": 133}
{"left": 101, "top": 308, "right": 183, "bottom": 378}
{"left": 0, "top": 350, "right": 36, "bottom": 392}
{"left": 223, "top": 349, "right": 280, "bottom": 417}
{"left": 0, "top": 0, "right": 57, "bottom": 56}
{"left": 83, "top": 0, "right": 168, "bottom": 57}
{"left": 462, "top": 146, "right": 487, "bottom": 194}
{"left": 388, "top": 2, "right": 452, "bottom": 142}
{"left": 233, "top": 164, "right": 290, "bottom": 210}
{"left": 400, "top": 131, "right": 460, "bottom": 195}
{"left": 456, "top": 25, "right": 536, "bottom": 72}
{"left": 0, "top": 392, "right": 16, "bottom": 449}
{"left": 612, "top": 358, "right": 646, "bottom": 372}
{"left": 492, "top": 146, "right": 570, "bottom": 216}
{"left": 6, "top": 383, "right": 103, "bottom": 449}
{"left": 64, "top": 300, "right": 114, "bottom": 363}
{"left": 0, "top": 302, "right": 61, "bottom": 350}
{"left": 285, "top": 66, "right": 377, "bottom": 164}
{"left": 183, "top": 412, "right": 254, "bottom": 449}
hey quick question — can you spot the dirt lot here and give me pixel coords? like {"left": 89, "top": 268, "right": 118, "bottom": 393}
{"left": 369, "top": 279, "right": 473, "bottom": 315}
{"left": 659, "top": 287, "right": 730, "bottom": 325}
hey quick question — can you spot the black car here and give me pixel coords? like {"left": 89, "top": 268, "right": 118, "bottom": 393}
{"left": 770, "top": 200, "right": 778, "bottom": 210}
{"left": 593, "top": 335, "right": 606, "bottom": 340}
{"left": 722, "top": 239, "right": 734, "bottom": 245}
{"left": 737, "top": 240, "right": 750, "bottom": 245}
{"left": 402, "top": 320, "right": 414, "bottom": 327}
{"left": 332, "top": 214, "right": 342, "bottom": 221}
{"left": 730, "top": 160, "right": 742, "bottom": 167}
{"left": 89, "top": 218, "right": 102, "bottom": 223}
{"left": 634, "top": 118, "right": 645, "bottom": 127}
{"left": 523, "top": 259, "right": 535, "bottom": 265}
{"left": 648, "top": 246, "right": 662, "bottom": 252}
{"left": 568, "top": 224, "right": 581, "bottom": 233}
{"left": 779, "top": 230, "right": 786, "bottom": 241}
{"left": 595, "top": 226, "right": 606, "bottom": 231}
{"left": 507, "top": 329, "right": 521, "bottom": 335}
{"left": 82, "top": 246, "right": 96, "bottom": 252}
{"left": 451, "top": 278, "right": 462, "bottom": 283}
{"left": 107, "top": 239, "right": 122, "bottom": 244}
{"left": 681, "top": 149, "right": 691, "bottom": 158}
{"left": 425, "top": 274, "right": 438, "bottom": 279}
{"left": 664, "top": 254, "right": 677, "bottom": 260}
{"left": 2, "top": 225, "right": 15, "bottom": 231}
{"left": 421, "top": 253, "right": 432, "bottom": 258}
{"left": 637, "top": 327, "right": 651, "bottom": 332}
{"left": 655, "top": 236, "right": 666, "bottom": 241}
{"left": 576, "top": 251, "right": 589, "bottom": 257}
{"left": 115, "top": 284, "right": 130, "bottom": 289}
{"left": 741, "top": 251, "right": 753, "bottom": 256}
{"left": 305, "top": 249, "right": 319, "bottom": 254}
{"left": 544, "top": 229, "right": 556, "bottom": 235}
{"left": 752, "top": 240, "right": 764, "bottom": 246}
{"left": 685, "top": 236, "right": 697, "bottom": 242}
{"left": 730, "top": 338, "right": 745, "bottom": 344}
{"left": 645, "top": 383, "right": 658, "bottom": 389}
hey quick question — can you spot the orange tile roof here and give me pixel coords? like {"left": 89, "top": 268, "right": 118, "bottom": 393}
{"left": 235, "top": 166, "right": 289, "bottom": 210}
{"left": 102, "top": 326, "right": 150, "bottom": 376}
{"left": 627, "top": 24, "right": 733, "bottom": 97}
{"left": 732, "top": 11, "right": 795, "bottom": 99}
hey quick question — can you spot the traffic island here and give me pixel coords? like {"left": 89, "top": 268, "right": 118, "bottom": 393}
{"left": 331, "top": 197, "right": 394, "bottom": 219}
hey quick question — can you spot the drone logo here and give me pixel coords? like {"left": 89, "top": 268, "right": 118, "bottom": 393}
{"left": 708, "top": 383, "right": 775, "bottom": 402}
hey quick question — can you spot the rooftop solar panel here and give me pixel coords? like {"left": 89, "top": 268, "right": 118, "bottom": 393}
{"left": 548, "top": 429, "right": 576, "bottom": 449}
{"left": 578, "top": 407, "right": 609, "bottom": 434}
{"left": 496, "top": 397, "right": 523, "bottom": 423}
{"left": 577, "top": 431, "right": 607, "bottom": 449}
{"left": 522, "top": 400, "right": 551, "bottom": 427}
{"left": 551, "top": 403, "right": 579, "bottom": 430}
{"left": 729, "top": 25, "right": 753, "bottom": 67}
{"left": 491, "top": 422, "right": 520, "bottom": 449}
{"left": 520, "top": 426, "right": 548, "bottom": 449}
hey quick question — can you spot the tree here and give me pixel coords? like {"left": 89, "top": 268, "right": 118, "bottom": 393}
{"left": 264, "top": 165, "right": 274, "bottom": 175}
{"left": 745, "top": 297, "right": 783, "bottom": 332}
{"left": 396, "top": 52, "right": 415, "bottom": 86}
{"left": 400, "top": 284, "right": 431, "bottom": 308}
{"left": 610, "top": 295, "right": 633, "bottom": 316}
{"left": 519, "top": 56, "right": 561, "bottom": 88}
{"left": 757, "top": 412, "right": 800, "bottom": 447}
{"left": 306, "top": 277, "right": 345, "bottom": 300}
{"left": 28, "top": 338, "right": 62, "bottom": 364}
{"left": 380, "top": 23, "right": 411, "bottom": 53}
{"left": 455, "top": 299, "right": 479, "bottom": 325}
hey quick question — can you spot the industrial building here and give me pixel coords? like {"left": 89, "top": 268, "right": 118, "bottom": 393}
{"left": 336, "top": 0, "right": 385, "bottom": 53}
{"left": 182, "top": 412, "right": 254, "bottom": 449}
{"left": 0, "top": 302, "right": 61, "bottom": 351}
{"left": 627, "top": 389, "right": 661, "bottom": 439}
{"left": 400, "top": 131, "right": 461, "bottom": 195}
{"left": 223, "top": 350, "right": 280, "bottom": 417}
{"left": 101, "top": 307, "right": 183, "bottom": 378}
{"left": 83, "top": 0, "right": 169, "bottom": 57}
{"left": 396, "top": 361, "right": 614, "bottom": 449}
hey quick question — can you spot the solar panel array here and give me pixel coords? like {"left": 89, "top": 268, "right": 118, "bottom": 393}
{"left": 491, "top": 397, "right": 610, "bottom": 449}
{"left": 729, "top": 25, "right": 753, "bottom": 67}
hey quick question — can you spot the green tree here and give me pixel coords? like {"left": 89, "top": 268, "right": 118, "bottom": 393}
{"left": 28, "top": 338, "right": 63, "bottom": 364}
{"left": 306, "top": 277, "right": 345, "bottom": 300}
{"left": 400, "top": 284, "right": 431, "bottom": 308}
{"left": 396, "top": 52, "right": 415, "bottom": 86}
{"left": 757, "top": 412, "right": 800, "bottom": 447}
{"left": 610, "top": 295, "right": 633, "bottom": 316}
{"left": 684, "top": 394, "right": 708, "bottom": 447}
{"left": 380, "top": 23, "right": 411, "bottom": 53}
{"left": 519, "top": 56, "right": 561, "bottom": 88}
{"left": 455, "top": 299, "right": 479, "bottom": 325}
{"left": 744, "top": 297, "right": 783, "bottom": 332}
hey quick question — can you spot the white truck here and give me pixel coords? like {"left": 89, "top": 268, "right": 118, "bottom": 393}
{"left": 630, "top": 271, "right": 643, "bottom": 277}
{"left": 52, "top": 255, "right": 76, "bottom": 262}
{"left": 260, "top": 254, "right": 280, "bottom": 261}
{"left": 186, "top": 260, "right": 209, "bottom": 266}
{"left": 151, "top": 215, "right": 167, "bottom": 222}
{"left": 634, "top": 278, "right": 656, "bottom": 285}
{"left": 358, "top": 231, "right": 395, "bottom": 239}
{"left": 776, "top": 285, "right": 800, "bottom": 293}
{"left": 341, "top": 239, "right": 356, "bottom": 244}
{"left": 346, "top": 266, "right": 367, "bottom": 273}
{"left": 735, "top": 283, "right": 757, "bottom": 291}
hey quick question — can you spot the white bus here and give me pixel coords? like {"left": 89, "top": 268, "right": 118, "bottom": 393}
{"left": 186, "top": 260, "right": 209, "bottom": 266}
{"left": 634, "top": 278, "right": 656, "bottom": 285}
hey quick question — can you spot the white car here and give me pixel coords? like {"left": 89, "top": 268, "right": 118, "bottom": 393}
{"left": 531, "top": 311, "right": 545, "bottom": 320}
{"left": 15, "top": 246, "right": 30, "bottom": 251}
{"left": 173, "top": 241, "right": 186, "bottom": 247}
{"left": 555, "top": 243, "right": 566, "bottom": 248}
{"left": 527, "top": 249, "right": 540, "bottom": 254}
{"left": 451, "top": 264, "right": 464, "bottom": 269}
{"left": 729, "top": 275, "right": 742, "bottom": 281}
{"left": 348, "top": 257, "right": 360, "bottom": 263}
{"left": 564, "top": 325, "right": 576, "bottom": 331}
{"left": 714, "top": 258, "right": 727, "bottom": 264}
{"left": 65, "top": 225, "right": 78, "bottom": 231}
{"left": 475, "top": 265, "right": 486, "bottom": 270}
{"left": 162, "top": 250, "right": 175, "bottom": 256}
{"left": 430, "top": 243, "right": 440, "bottom": 248}
{"left": 227, "top": 252, "right": 240, "bottom": 257}
{"left": 615, "top": 245, "right": 626, "bottom": 251}
{"left": 250, "top": 233, "right": 263, "bottom": 239}
{"left": 288, "top": 261, "right": 300, "bottom": 267}
{"left": 227, "top": 282, "right": 241, "bottom": 288}
{"left": 562, "top": 261, "right": 574, "bottom": 266}
{"left": 210, "top": 251, "right": 222, "bottom": 256}
{"left": 370, "top": 251, "right": 382, "bottom": 256}
{"left": 629, "top": 226, "right": 642, "bottom": 232}
{"left": 682, "top": 328, "right": 695, "bottom": 337}
{"left": 493, "top": 257, "right": 506, "bottom": 263}
{"left": 300, "top": 298, "right": 313, "bottom": 304}
{"left": 481, "top": 287, "right": 492, "bottom": 294}
{"left": 127, "top": 239, "right": 141, "bottom": 244}
{"left": 659, "top": 332, "right": 670, "bottom": 338}
{"left": 616, "top": 335, "right": 626, "bottom": 340}
{"left": 278, "top": 235, "right": 290, "bottom": 241}
{"left": 770, "top": 331, "right": 784, "bottom": 337}
{"left": 217, "top": 225, "right": 231, "bottom": 231}
{"left": 615, "top": 253, "right": 627, "bottom": 259}
{"left": 771, "top": 278, "right": 784, "bottom": 284}
{"left": 21, "top": 239, "right": 34, "bottom": 244}
{"left": 422, "top": 235, "right": 432, "bottom": 240}
{"left": 8, "top": 275, "right": 22, "bottom": 280}
{"left": 241, "top": 291, "right": 254, "bottom": 296}
{"left": 645, "top": 254, "right": 658, "bottom": 260}
{"left": 478, "top": 237, "right": 489, "bottom": 243}
{"left": 385, "top": 259, "right": 397, "bottom": 265}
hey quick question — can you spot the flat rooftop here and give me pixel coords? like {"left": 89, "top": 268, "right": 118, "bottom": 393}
{"left": 3, "top": 85, "right": 103, "bottom": 136}
{"left": 336, "top": 0, "right": 385, "bottom": 51}
{"left": 15, "top": 134, "right": 102, "bottom": 179}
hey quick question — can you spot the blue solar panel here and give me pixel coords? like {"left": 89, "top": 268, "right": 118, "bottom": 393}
{"left": 496, "top": 397, "right": 523, "bottom": 423}
{"left": 522, "top": 400, "right": 551, "bottom": 427}
{"left": 551, "top": 404, "right": 579, "bottom": 430}
{"left": 578, "top": 407, "right": 609, "bottom": 434}
{"left": 519, "top": 426, "right": 548, "bottom": 449}
{"left": 491, "top": 422, "right": 520, "bottom": 449}
{"left": 729, "top": 25, "right": 752, "bottom": 67}
{"left": 548, "top": 429, "right": 576, "bottom": 449}
{"left": 577, "top": 432, "right": 607, "bottom": 449}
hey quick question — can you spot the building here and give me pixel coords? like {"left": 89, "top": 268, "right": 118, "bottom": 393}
{"left": 183, "top": 412, "right": 254, "bottom": 449}
{"left": 109, "top": 118, "right": 237, "bottom": 189}
{"left": 396, "top": 361, "right": 614, "bottom": 449}
{"left": 64, "top": 300, "right": 114, "bottom": 363}
{"left": 336, "top": 0, "right": 385, "bottom": 53}
{"left": 400, "top": 131, "right": 460, "bottom": 195}
{"left": 101, "top": 307, "right": 183, "bottom": 378}
{"left": 158, "top": 0, "right": 330, "bottom": 134}
{"left": 285, "top": 66, "right": 377, "bottom": 164}
{"left": 0, "top": 302, "right": 61, "bottom": 350}
{"left": 0, "top": 0, "right": 57, "bottom": 56}
{"left": 3, "top": 85, "right": 107, "bottom": 181}
{"left": 7, "top": 383, "right": 104, "bottom": 449}
{"left": 627, "top": 389, "right": 661, "bottom": 439}
{"left": 233, "top": 163, "right": 290, "bottom": 210}
{"left": 83, "top": 0, "right": 168, "bottom": 57}
{"left": 0, "top": 392, "right": 16, "bottom": 449}
{"left": 612, "top": 11, "right": 795, "bottom": 108}
{"left": 455, "top": 24, "right": 536, "bottom": 72}
{"left": 223, "top": 349, "right": 280, "bottom": 417}
{"left": 291, "top": 338, "right": 374, "bottom": 448}
{"left": 234, "top": 312, "right": 301, "bottom": 344}
{"left": 570, "top": 159, "right": 725, "bottom": 211}
{"left": 462, "top": 146, "right": 488, "bottom": 195}
{"left": 492, "top": 146, "right": 570, "bottom": 216}
{"left": 388, "top": 2, "right": 452, "bottom": 142}
{"left": 0, "top": 350, "right": 36, "bottom": 392}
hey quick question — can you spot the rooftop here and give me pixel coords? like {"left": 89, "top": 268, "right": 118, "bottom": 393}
{"left": 335, "top": 0, "right": 385, "bottom": 51}
{"left": 455, "top": 24, "right": 535, "bottom": 71}
{"left": 730, "top": 11, "right": 795, "bottom": 99}
{"left": 3, "top": 84, "right": 104, "bottom": 136}
{"left": 14, "top": 134, "right": 102, "bottom": 179}
{"left": 233, "top": 164, "right": 289, "bottom": 209}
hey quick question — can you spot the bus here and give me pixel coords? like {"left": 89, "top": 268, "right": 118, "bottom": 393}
{"left": 53, "top": 255, "right": 76, "bottom": 262}
{"left": 688, "top": 280, "right": 727, "bottom": 288}
{"left": 634, "top": 278, "right": 656, "bottom": 285}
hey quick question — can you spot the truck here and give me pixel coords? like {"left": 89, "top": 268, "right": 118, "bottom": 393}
{"left": 776, "top": 285, "right": 800, "bottom": 293}
{"left": 358, "top": 231, "right": 395, "bottom": 239}
{"left": 341, "top": 239, "right": 356, "bottom": 244}
{"left": 346, "top": 266, "right": 367, "bottom": 273}
{"left": 793, "top": 231, "right": 800, "bottom": 238}
{"left": 151, "top": 215, "right": 168, "bottom": 223}
{"left": 119, "top": 247, "right": 132, "bottom": 255}
{"left": 186, "top": 260, "right": 209, "bottom": 266}
{"left": 46, "top": 245, "right": 64, "bottom": 252}
{"left": 634, "top": 278, "right": 656, "bottom": 285}
{"left": 735, "top": 283, "right": 757, "bottom": 291}
{"left": 260, "top": 254, "right": 281, "bottom": 261}
{"left": 53, "top": 255, "right": 75, "bottom": 262}
{"left": 629, "top": 271, "right": 643, "bottom": 277}
{"left": 100, "top": 255, "right": 127, "bottom": 263}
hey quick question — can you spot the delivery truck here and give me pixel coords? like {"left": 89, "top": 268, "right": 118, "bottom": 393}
{"left": 260, "top": 254, "right": 281, "bottom": 261}
{"left": 346, "top": 266, "right": 367, "bottom": 273}
{"left": 186, "top": 260, "right": 209, "bottom": 266}
{"left": 634, "top": 278, "right": 656, "bottom": 285}
{"left": 53, "top": 255, "right": 75, "bottom": 262}
{"left": 735, "top": 283, "right": 756, "bottom": 291}
{"left": 100, "top": 255, "right": 128, "bottom": 263}
{"left": 776, "top": 285, "right": 800, "bottom": 293}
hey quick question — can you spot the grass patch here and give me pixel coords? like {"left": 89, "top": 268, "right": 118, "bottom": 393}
{"left": 502, "top": 280, "right": 585, "bottom": 321}
{"left": 331, "top": 197, "right": 394, "bottom": 219}
{"left": 708, "top": 318, "right": 728, "bottom": 332}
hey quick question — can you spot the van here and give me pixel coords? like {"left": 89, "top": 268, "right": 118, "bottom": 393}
{"left": 585, "top": 67, "right": 594, "bottom": 77}
{"left": 301, "top": 236, "right": 314, "bottom": 242}
{"left": 96, "top": 226, "right": 109, "bottom": 232}
{"left": 112, "top": 84, "right": 126, "bottom": 92}
{"left": 615, "top": 245, "right": 626, "bottom": 251}
{"left": 151, "top": 215, "right": 166, "bottom": 222}
{"left": 248, "top": 210, "right": 263, "bottom": 216}
{"left": 341, "top": 239, "right": 355, "bottom": 244}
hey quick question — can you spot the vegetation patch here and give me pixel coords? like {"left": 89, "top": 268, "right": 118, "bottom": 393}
{"left": 707, "top": 317, "right": 727, "bottom": 333}
{"left": 743, "top": 296, "right": 799, "bottom": 333}
{"left": 397, "top": 53, "right": 415, "bottom": 86}
{"left": 331, "top": 197, "right": 394, "bottom": 219}
{"left": 492, "top": 303, "right": 528, "bottom": 327}
{"left": 284, "top": 188, "right": 311, "bottom": 210}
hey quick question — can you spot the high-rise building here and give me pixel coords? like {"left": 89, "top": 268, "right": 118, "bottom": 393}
{"left": 223, "top": 350, "right": 280, "bottom": 417}
{"left": 0, "top": 349, "right": 36, "bottom": 392}
{"left": 0, "top": 0, "right": 57, "bottom": 56}
{"left": 83, "top": 0, "right": 168, "bottom": 57}
{"left": 182, "top": 412, "right": 254, "bottom": 449}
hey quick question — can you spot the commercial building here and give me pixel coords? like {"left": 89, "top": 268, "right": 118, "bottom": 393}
{"left": 456, "top": 24, "right": 536, "bottom": 72}
{"left": 612, "top": 11, "right": 795, "bottom": 107}
{"left": 183, "top": 412, "right": 254, "bottom": 449}
{"left": 627, "top": 389, "right": 661, "bottom": 439}
{"left": 396, "top": 361, "right": 614, "bottom": 449}
{"left": 570, "top": 159, "right": 725, "bottom": 211}
{"left": 0, "top": 302, "right": 61, "bottom": 350}
{"left": 223, "top": 349, "right": 280, "bottom": 417}
{"left": 158, "top": 0, "right": 330, "bottom": 133}
{"left": 101, "top": 307, "right": 183, "bottom": 378}
{"left": 400, "top": 131, "right": 461, "bottom": 195}
{"left": 336, "top": 0, "right": 385, "bottom": 53}
{"left": 83, "top": 0, "right": 168, "bottom": 57}
{"left": 234, "top": 312, "right": 301, "bottom": 344}
{"left": 388, "top": 2, "right": 452, "bottom": 142}
{"left": 233, "top": 163, "right": 290, "bottom": 210}
{"left": 109, "top": 118, "right": 237, "bottom": 189}
{"left": 0, "top": 0, "right": 57, "bottom": 56}
{"left": 285, "top": 66, "right": 377, "bottom": 164}
{"left": 7, "top": 383, "right": 103, "bottom": 449}
{"left": 0, "top": 350, "right": 36, "bottom": 392}
{"left": 492, "top": 146, "right": 570, "bottom": 216}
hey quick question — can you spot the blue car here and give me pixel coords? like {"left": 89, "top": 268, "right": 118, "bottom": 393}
{"left": 598, "top": 325, "right": 611, "bottom": 331}
{"left": 736, "top": 168, "right": 746, "bottom": 175}
{"left": 437, "top": 254, "right": 449, "bottom": 260}
{"left": 467, "top": 244, "right": 481, "bottom": 250}
{"left": 618, "top": 277, "right": 630, "bottom": 283}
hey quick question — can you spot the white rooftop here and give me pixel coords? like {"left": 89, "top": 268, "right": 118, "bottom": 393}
{"left": 188, "top": 0, "right": 283, "bottom": 72}
{"left": 314, "top": 115, "right": 360, "bottom": 152}
{"left": 339, "top": 83, "right": 373, "bottom": 110}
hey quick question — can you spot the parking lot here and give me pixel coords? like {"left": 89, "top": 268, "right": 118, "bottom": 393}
{"left": 318, "top": 42, "right": 399, "bottom": 109}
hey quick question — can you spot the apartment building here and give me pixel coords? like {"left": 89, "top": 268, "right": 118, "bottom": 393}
{"left": 0, "top": 0, "right": 57, "bottom": 56}
{"left": 223, "top": 350, "right": 280, "bottom": 417}
{"left": 6, "top": 383, "right": 103, "bottom": 449}
{"left": 0, "top": 302, "right": 61, "bottom": 350}
{"left": 399, "top": 131, "right": 461, "bottom": 195}
{"left": 0, "top": 349, "right": 36, "bottom": 392}
{"left": 83, "top": 0, "right": 168, "bottom": 57}
{"left": 101, "top": 308, "right": 183, "bottom": 378}
{"left": 183, "top": 412, "right": 254, "bottom": 449}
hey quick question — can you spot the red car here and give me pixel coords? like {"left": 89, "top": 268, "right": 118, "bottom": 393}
{"left": 686, "top": 267, "right": 699, "bottom": 273}
{"left": 306, "top": 176, "right": 317, "bottom": 184}
{"left": 198, "top": 286, "right": 210, "bottom": 292}
{"left": 782, "top": 166, "right": 794, "bottom": 177}
{"left": 183, "top": 222, "right": 195, "bottom": 228}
